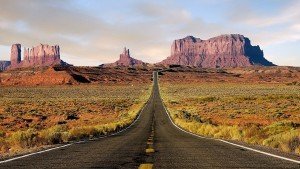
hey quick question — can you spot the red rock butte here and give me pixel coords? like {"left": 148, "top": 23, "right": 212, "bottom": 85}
{"left": 8, "top": 44, "right": 68, "bottom": 69}
{"left": 158, "top": 34, "right": 275, "bottom": 68}
{"left": 103, "top": 47, "right": 147, "bottom": 67}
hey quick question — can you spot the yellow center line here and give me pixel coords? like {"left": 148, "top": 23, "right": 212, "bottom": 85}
{"left": 146, "top": 148, "right": 155, "bottom": 153}
{"left": 138, "top": 163, "right": 153, "bottom": 169}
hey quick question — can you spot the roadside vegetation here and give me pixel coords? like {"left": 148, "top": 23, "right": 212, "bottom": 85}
{"left": 160, "top": 83, "right": 300, "bottom": 155}
{"left": 0, "top": 84, "right": 151, "bottom": 158}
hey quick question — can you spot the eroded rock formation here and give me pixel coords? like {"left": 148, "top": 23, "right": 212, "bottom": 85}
{"left": 159, "top": 34, "right": 275, "bottom": 68}
{"left": 10, "top": 44, "right": 21, "bottom": 67}
{"left": 8, "top": 44, "right": 68, "bottom": 69}
{"left": 103, "top": 47, "right": 147, "bottom": 67}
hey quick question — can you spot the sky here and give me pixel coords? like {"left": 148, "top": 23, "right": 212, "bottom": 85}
{"left": 0, "top": 0, "right": 299, "bottom": 66}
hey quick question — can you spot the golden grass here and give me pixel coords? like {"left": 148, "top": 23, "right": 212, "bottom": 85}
{"left": 161, "top": 82, "right": 300, "bottom": 155}
{"left": 0, "top": 84, "right": 151, "bottom": 158}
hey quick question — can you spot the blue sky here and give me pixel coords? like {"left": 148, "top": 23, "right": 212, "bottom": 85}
{"left": 0, "top": 0, "right": 299, "bottom": 66}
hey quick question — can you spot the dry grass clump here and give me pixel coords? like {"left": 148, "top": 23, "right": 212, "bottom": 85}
{"left": 161, "top": 82, "right": 300, "bottom": 155}
{"left": 0, "top": 84, "right": 150, "bottom": 158}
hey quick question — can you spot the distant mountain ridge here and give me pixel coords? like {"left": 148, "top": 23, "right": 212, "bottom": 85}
{"left": 158, "top": 34, "right": 275, "bottom": 68}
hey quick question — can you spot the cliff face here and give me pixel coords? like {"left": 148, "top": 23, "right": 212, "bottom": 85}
{"left": 159, "top": 34, "right": 275, "bottom": 68}
{"left": 103, "top": 47, "right": 147, "bottom": 67}
{"left": 0, "top": 61, "right": 11, "bottom": 71}
{"left": 8, "top": 44, "right": 68, "bottom": 69}
{"left": 10, "top": 44, "right": 21, "bottom": 67}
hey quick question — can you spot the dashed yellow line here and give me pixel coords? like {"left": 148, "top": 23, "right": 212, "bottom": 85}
{"left": 138, "top": 163, "right": 153, "bottom": 169}
{"left": 146, "top": 148, "right": 155, "bottom": 153}
{"left": 139, "top": 122, "right": 155, "bottom": 168}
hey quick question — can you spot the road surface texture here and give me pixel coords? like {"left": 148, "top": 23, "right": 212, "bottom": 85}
{"left": 1, "top": 72, "right": 299, "bottom": 168}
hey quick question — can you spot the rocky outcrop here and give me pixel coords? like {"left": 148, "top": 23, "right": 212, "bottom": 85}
{"left": 0, "top": 61, "right": 11, "bottom": 71}
{"left": 103, "top": 47, "right": 147, "bottom": 67}
{"left": 159, "top": 34, "right": 275, "bottom": 68}
{"left": 10, "top": 44, "right": 21, "bottom": 67}
{"left": 8, "top": 44, "right": 69, "bottom": 69}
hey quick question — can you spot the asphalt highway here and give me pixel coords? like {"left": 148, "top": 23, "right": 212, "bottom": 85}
{"left": 0, "top": 72, "right": 299, "bottom": 168}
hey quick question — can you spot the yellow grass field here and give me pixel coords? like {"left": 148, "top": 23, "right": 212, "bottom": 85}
{"left": 0, "top": 84, "right": 151, "bottom": 157}
{"left": 160, "top": 82, "right": 300, "bottom": 155}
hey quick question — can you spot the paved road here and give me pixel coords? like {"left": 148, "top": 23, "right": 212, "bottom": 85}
{"left": 1, "top": 72, "right": 299, "bottom": 168}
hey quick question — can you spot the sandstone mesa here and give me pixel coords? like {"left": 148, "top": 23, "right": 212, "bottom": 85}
{"left": 0, "top": 34, "right": 276, "bottom": 71}
{"left": 1, "top": 44, "right": 69, "bottom": 70}
{"left": 158, "top": 34, "right": 275, "bottom": 68}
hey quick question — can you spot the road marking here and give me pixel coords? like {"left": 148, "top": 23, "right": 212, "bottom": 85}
{"left": 146, "top": 148, "right": 155, "bottom": 153}
{"left": 138, "top": 163, "right": 153, "bottom": 169}
{"left": 0, "top": 144, "right": 72, "bottom": 164}
{"left": 219, "top": 140, "right": 300, "bottom": 164}
{"left": 0, "top": 92, "right": 153, "bottom": 164}
{"left": 161, "top": 99, "right": 205, "bottom": 139}
{"left": 156, "top": 71, "right": 300, "bottom": 164}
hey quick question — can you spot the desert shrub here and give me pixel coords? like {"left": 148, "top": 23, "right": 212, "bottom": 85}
{"left": 263, "top": 121, "right": 295, "bottom": 135}
{"left": 9, "top": 129, "right": 39, "bottom": 148}
{"left": 67, "top": 126, "right": 99, "bottom": 141}
{"left": 213, "top": 126, "right": 243, "bottom": 140}
{"left": 197, "top": 123, "right": 217, "bottom": 136}
{"left": 295, "top": 146, "right": 300, "bottom": 155}
{"left": 0, "top": 138, "right": 9, "bottom": 153}
{"left": 242, "top": 125, "right": 265, "bottom": 144}
{"left": 263, "top": 130, "right": 300, "bottom": 152}
{"left": 198, "top": 96, "right": 218, "bottom": 102}
{"left": 0, "top": 130, "right": 5, "bottom": 137}
{"left": 39, "top": 125, "right": 68, "bottom": 144}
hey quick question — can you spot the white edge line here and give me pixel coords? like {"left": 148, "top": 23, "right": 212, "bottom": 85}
{"left": 219, "top": 140, "right": 300, "bottom": 164}
{"left": 0, "top": 88, "right": 152, "bottom": 164}
{"left": 157, "top": 71, "right": 300, "bottom": 164}
{"left": 162, "top": 99, "right": 205, "bottom": 139}
{"left": 0, "top": 144, "right": 72, "bottom": 164}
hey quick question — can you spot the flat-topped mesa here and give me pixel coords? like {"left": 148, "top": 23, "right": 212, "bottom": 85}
{"left": 23, "top": 44, "right": 60, "bottom": 65}
{"left": 8, "top": 44, "right": 68, "bottom": 69}
{"left": 160, "top": 34, "right": 275, "bottom": 68}
{"left": 171, "top": 36, "right": 203, "bottom": 55}
{"left": 103, "top": 47, "right": 147, "bottom": 67}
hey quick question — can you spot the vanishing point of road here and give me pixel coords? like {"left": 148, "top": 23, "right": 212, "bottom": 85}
{"left": 0, "top": 72, "right": 299, "bottom": 169}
